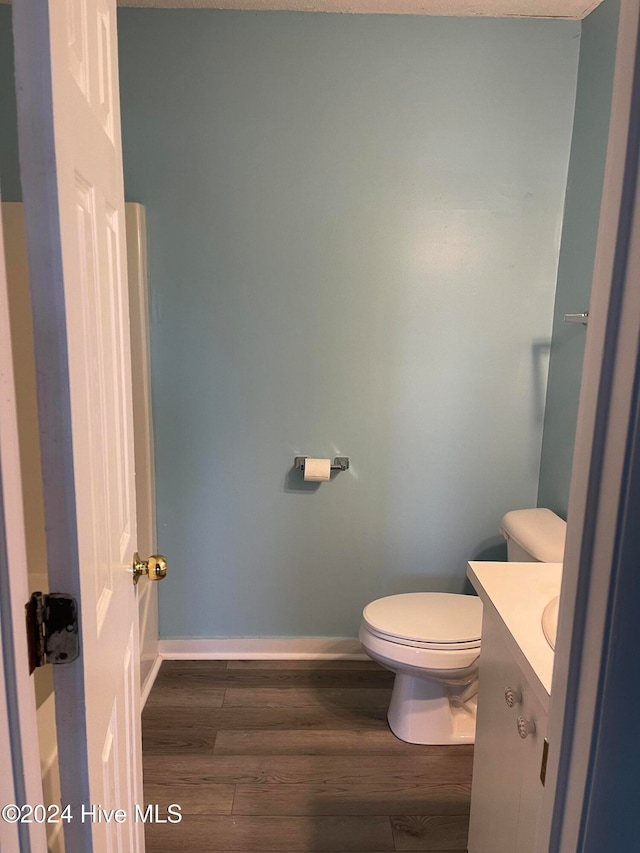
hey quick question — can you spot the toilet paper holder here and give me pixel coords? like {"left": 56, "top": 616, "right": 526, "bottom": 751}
{"left": 294, "top": 456, "right": 350, "bottom": 473}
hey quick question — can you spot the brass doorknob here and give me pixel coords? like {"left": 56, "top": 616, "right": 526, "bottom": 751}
{"left": 132, "top": 553, "right": 168, "bottom": 585}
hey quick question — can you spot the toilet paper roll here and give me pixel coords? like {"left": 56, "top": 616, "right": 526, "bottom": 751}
{"left": 303, "top": 458, "right": 331, "bottom": 482}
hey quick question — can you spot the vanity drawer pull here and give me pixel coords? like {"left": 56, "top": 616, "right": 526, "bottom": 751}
{"left": 517, "top": 716, "right": 536, "bottom": 739}
{"left": 504, "top": 687, "right": 522, "bottom": 708}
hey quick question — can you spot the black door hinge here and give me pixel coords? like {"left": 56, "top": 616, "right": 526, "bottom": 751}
{"left": 25, "top": 592, "right": 80, "bottom": 674}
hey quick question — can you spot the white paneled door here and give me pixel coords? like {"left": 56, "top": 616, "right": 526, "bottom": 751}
{"left": 12, "top": 1, "right": 144, "bottom": 850}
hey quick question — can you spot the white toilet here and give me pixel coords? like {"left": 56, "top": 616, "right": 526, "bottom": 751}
{"left": 359, "top": 508, "right": 566, "bottom": 745}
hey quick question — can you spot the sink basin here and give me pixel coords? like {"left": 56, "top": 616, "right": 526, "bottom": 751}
{"left": 542, "top": 595, "right": 559, "bottom": 650}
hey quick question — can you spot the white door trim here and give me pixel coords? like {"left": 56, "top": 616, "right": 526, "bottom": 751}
{"left": 538, "top": 0, "right": 640, "bottom": 849}
{"left": 158, "top": 637, "right": 366, "bottom": 660}
{"left": 0, "top": 191, "right": 21, "bottom": 853}
{"left": 0, "top": 177, "right": 47, "bottom": 851}
{"left": 0, "top": 605, "right": 20, "bottom": 853}
{"left": 126, "top": 203, "right": 161, "bottom": 705}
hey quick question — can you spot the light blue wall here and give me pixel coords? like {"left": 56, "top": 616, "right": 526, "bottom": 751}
{"left": 116, "top": 11, "right": 580, "bottom": 639}
{"left": 538, "top": 0, "right": 620, "bottom": 518}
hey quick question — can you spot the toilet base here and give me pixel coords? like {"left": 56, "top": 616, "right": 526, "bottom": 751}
{"left": 387, "top": 672, "right": 477, "bottom": 745}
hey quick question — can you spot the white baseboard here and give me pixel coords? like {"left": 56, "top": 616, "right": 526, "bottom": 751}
{"left": 140, "top": 654, "right": 162, "bottom": 707}
{"left": 158, "top": 637, "right": 365, "bottom": 660}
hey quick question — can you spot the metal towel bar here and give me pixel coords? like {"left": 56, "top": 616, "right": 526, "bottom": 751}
{"left": 564, "top": 312, "right": 589, "bottom": 325}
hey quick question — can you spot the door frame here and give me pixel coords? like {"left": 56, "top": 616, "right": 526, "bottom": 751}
{"left": 0, "top": 598, "right": 21, "bottom": 853}
{"left": 0, "top": 181, "right": 47, "bottom": 852}
{"left": 537, "top": 0, "right": 640, "bottom": 848}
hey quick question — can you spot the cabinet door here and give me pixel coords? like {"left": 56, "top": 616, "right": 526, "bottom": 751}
{"left": 515, "top": 682, "right": 548, "bottom": 853}
{"left": 468, "top": 610, "right": 525, "bottom": 853}
{"left": 468, "top": 607, "right": 550, "bottom": 853}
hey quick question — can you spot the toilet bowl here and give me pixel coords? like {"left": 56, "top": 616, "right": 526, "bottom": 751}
{"left": 359, "top": 507, "right": 567, "bottom": 745}
{"left": 359, "top": 593, "right": 482, "bottom": 744}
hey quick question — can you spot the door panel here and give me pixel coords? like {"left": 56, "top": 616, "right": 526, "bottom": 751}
{"left": 12, "top": 1, "right": 144, "bottom": 849}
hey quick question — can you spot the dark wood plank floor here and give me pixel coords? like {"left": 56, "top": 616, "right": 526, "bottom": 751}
{"left": 143, "top": 660, "right": 471, "bottom": 852}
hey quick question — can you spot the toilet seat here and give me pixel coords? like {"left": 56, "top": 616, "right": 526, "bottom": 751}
{"left": 359, "top": 623, "right": 481, "bottom": 676}
{"left": 362, "top": 593, "right": 482, "bottom": 651}
{"left": 364, "top": 625, "right": 480, "bottom": 651}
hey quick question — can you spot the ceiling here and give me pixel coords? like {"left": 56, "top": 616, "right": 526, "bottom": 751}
{"left": 116, "top": 0, "right": 602, "bottom": 19}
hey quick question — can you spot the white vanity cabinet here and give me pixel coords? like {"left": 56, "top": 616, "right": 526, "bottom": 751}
{"left": 467, "top": 605, "right": 549, "bottom": 853}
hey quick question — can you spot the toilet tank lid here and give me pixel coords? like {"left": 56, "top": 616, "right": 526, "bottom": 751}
{"left": 500, "top": 508, "right": 566, "bottom": 562}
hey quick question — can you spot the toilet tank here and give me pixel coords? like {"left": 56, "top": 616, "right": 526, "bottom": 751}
{"left": 500, "top": 508, "right": 566, "bottom": 563}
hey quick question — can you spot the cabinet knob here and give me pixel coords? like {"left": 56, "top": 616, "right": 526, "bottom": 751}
{"left": 517, "top": 716, "right": 536, "bottom": 739}
{"left": 504, "top": 686, "right": 522, "bottom": 708}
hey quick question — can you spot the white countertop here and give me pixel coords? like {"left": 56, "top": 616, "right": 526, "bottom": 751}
{"left": 467, "top": 561, "right": 562, "bottom": 700}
